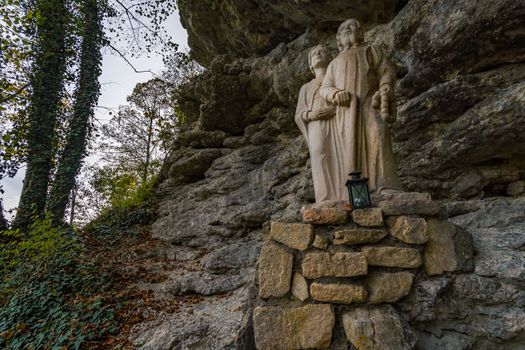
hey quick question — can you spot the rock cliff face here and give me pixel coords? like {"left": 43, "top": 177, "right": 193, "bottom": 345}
{"left": 135, "top": 0, "right": 525, "bottom": 349}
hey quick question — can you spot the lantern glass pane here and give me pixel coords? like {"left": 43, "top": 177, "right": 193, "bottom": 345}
{"left": 351, "top": 183, "right": 371, "bottom": 208}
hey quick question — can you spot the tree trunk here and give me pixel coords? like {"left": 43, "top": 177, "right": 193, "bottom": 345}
{"left": 69, "top": 184, "right": 77, "bottom": 226}
{"left": 0, "top": 201, "right": 7, "bottom": 231}
{"left": 142, "top": 112, "right": 155, "bottom": 184}
{"left": 47, "top": 0, "right": 103, "bottom": 224}
{"left": 13, "top": 0, "right": 68, "bottom": 230}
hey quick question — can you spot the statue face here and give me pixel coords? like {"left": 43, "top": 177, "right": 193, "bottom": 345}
{"left": 309, "top": 45, "right": 330, "bottom": 69}
{"left": 337, "top": 19, "right": 362, "bottom": 50}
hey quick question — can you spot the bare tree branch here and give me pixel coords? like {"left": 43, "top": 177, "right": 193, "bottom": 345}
{"left": 108, "top": 44, "right": 158, "bottom": 75}
{"left": 0, "top": 83, "right": 29, "bottom": 104}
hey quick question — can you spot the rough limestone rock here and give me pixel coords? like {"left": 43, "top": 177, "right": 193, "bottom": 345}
{"left": 343, "top": 305, "right": 418, "bottom": 350}
{"left": 131, "top": 288, "right": 253, "bottom": 350}
{"left": 258, "top": 242, "right": 292, "bottom": 298}
{"left": 270, "top": 221, "right": 313, "bottom": 251}
{"left": 352, "top": 208, "right": 384, "bottom": 227}
{"left": 168, "top": 148, "right": 224, "bottom": 184}
{"left": 333, "top": 228, "right": 388, "bottom": 245}
{"left": 168, "top": 272, "right": 248, "bottom": 296}
{"left": 253, "top": 304, "right": 335, "bottom": 350}
{"left": 302, "top": 252, "right": 368, "bottom": 279}
{"left": 310, "top": 282, "right": 367, "bottom": 304}
{"left": 362, "top": 246, "right": 423, "bottom": 268}
{"left": 386, "top": 216, "right": 429, "bottom": 244}
{"left": 507, "top": 180, "right": 525, "bottom": 196}
{"left": 291, "top": 272, "right": 309, "bottom": 302}
{"left": 179, "top": 0, "right": 404, "bottom": 66}
{"left": 398, "top": 276, "right": 449, "bottom": 322}
{"left": 367, "top": 271, "right": 414, "bottom": 304}
{"left": 424, "top": 219, "right": 474, "bottom": 276}
{"left": 136, "top": 0, "right": 525, "bottom": 347}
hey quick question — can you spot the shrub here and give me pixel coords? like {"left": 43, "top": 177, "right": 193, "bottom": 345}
{"left": 0, "top": 216, "right": 117, "bottom": 349}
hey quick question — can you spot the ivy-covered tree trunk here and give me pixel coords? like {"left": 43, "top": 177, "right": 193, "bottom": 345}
{"left": 0, "top": 201, "right": 7, "bottom": 230}
{"left": 13, "top": 0, "right": 68, "bottom": 230}
{"left": 47, "top": 0, "right": 103, "bottom": 224}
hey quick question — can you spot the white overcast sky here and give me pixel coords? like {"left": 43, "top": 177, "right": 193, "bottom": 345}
{"left": 0, "top": 10, "right": 189, "bottom": 215}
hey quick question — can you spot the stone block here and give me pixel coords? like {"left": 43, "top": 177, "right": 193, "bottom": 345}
{"left": 310, "top": 282, "right": 367, "bottom": 304}
{"left": 343, "top": 305, "right": 418, "bottom": 350}
{"left": 379, "top": 199, "right": 443, "bottom": 217}
{"left": 302, "top": 252, "right": 367, "bottom": 279}
{"left": 312, "top": 234, "right": 329, "bottom": 250}
{"left": 270, "top": 221, "right": 313, "bottom": 251}
{"left": 386, "top": 216, "right": 429, "bottom": 244}
{"left": 291, "top": 272, "right": 309, "bottom": 302}
{"left": 253, "top": 305, "right": 335, "bottom": 350}
{"left": 258, "top": 242, "right": 293, "bottom": 298}
{"left": 371, "top": 191, "right": 431, "bottom": 204}
{"left": 352, "top": 207, "right": 384, "bottom": 227}
{"left": 423, "top": 218, "right": 474, "bottom": 276}
{"left": 361, "top": 246, "right": 422, "bottom": 268}
{"left": 333, "top": 228, "right": 387, "bottom": 245}
{"left": 301, "top": 200, "right": 350, "bottom": 225}
{"left": 367, "top": 271, "right": 414, "bottom": 304}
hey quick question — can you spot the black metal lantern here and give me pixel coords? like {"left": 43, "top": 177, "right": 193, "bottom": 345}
{"left": 345, "top": 171, "right": 372, "bottom": 209}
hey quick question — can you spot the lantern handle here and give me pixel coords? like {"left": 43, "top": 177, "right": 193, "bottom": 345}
{"left": 349, "top": 171, "right": 362, "bottom": 180}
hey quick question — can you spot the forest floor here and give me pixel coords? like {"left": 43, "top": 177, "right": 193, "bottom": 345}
{"left": 82, "top": 224, "right": 205, "bottom": 349}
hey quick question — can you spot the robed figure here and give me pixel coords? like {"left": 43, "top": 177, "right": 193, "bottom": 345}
{"left": 295, "top": 44, "right": 344, "bottom": 202}
{"left": 320, "top": 18, "right": 401, "bottom": 195}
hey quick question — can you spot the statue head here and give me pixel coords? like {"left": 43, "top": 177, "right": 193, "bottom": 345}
{"left": 308, "top": 44, "right": 331, "bottom": 74}
{"left": 336, "top": 18, "right": 364, "bottom": 51}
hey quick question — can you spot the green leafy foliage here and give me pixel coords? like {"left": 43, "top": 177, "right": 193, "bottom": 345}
{"left": 83, "top": 173, "right": 156, "bottom": 239}
{"left": 0, "top": 216, "right": 117, "bottom": 349}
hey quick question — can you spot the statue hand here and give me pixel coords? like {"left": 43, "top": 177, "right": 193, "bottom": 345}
{"left": 313, "top": 106, "right": 336, "bottom": 120}
{"left": 334, "top": 91, "right": 352, "bottom": 106}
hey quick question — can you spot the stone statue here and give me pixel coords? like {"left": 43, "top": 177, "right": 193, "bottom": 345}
{"left": 295, "top": 44, "right": 344, "bottom": 202}
{"left": 319, "top": 18, "right": 401, "bottom": 196}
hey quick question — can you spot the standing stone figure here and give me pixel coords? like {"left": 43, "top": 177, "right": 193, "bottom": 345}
{"left": 319, "top": 18, "right": 401, "bottom": 196}
{"left": 295, "top": 44, "right": 343, "bottom": 202}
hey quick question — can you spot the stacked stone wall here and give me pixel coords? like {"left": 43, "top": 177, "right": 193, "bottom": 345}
{"left": 253, "top": 193, "right": 474, "bottom": 349}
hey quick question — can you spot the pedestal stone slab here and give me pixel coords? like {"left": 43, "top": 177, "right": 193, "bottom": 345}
{"left": 386, "top": 216, "right": 429, "bottom": 244}
{"left": 380, "top": 199, "right": 443, "bottom": 216}
{"left": 367, "top": 271, "right": 414, "bottom": 303}
{"left": 343, "top": 305, "right": 418, "bottom": 350}
{"left": 333, "top": 228, "right": 387, "bottom": 245}
{"left": 302, "top": 252, "right": 367, "bottom": 279}
{"left": 310, "top": 282, "right": 367, "bottom": 304}
{"left": 424, "top": 218, "right": 474, "bottom": 276}
{"left": 379, "top": 200, "right": 443, "bottom": 217}
{"left": 371, "top": 192, "right": 431, "bottom": 204}
{"left": 258, "top": 242, "right": 293, "bottom": 298}
{"left": 291, "top": 272, "right": 309, "bottom": 302}
{"left": 352, "top": 208, "right": 384, "bottom": 227}
{"left": 270, "top": 222, "right": 313, "bottom": 251}
{"left": 362, "top": 246, "right": 423, "bottom": 268}
{"left": 253, "top": 305, "right": 335, "bottom": 350}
